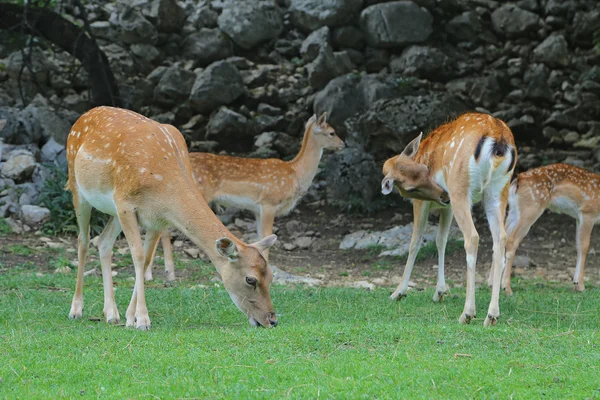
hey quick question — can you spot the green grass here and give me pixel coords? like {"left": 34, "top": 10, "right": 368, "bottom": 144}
{"left": 1, "top": 262, "right": 599, "bottom": 398}
{"left": 0, "top": 219, "right": 12, "bottom": 236}
{"left": 5, "top": 244, "right": 33, "bottom": 256}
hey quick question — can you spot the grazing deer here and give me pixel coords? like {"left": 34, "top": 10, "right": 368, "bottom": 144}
{"left": 66, "top": 106, "right": 278, "bottom": 330}
{"left": 501, "top": 164, "right": 600, "bottom": 295}
{"left": 146, "top": 113, "right": 344, "bottom": 281}
{"left": 381, "top": 113, "right": 517, "bottom": 326}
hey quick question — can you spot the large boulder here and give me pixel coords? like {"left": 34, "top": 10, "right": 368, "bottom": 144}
{"left": 112, "top": 7, "right": 158, "bottom": 44}
{"left": 189, "top": 61, "right": 246, "bottom": 114}
{"left": 390, "top": 45, "right": 452, "bottom": 81}
{"left": 20, "top": 205, "right": 51, "bottom": 225}
{"left": 491, "top": 4, "right": 542, "bottom": 38}
{"left": 360, "top": 1, "right": 433, "bottom": 48}
{"left": 307, "top": 47, "right": 354, "bottom": 90}
{"left": 205, "top": 107, "right": 256, "bottom": 151}
{"left": 324, "top": 146, "right": 381, "bottom": 206}
{"left": 445, "top": 11, "right": 482, "bottom": 43}
{"left": 218, "top": 0, "right": 283, "bottom": 50}
{"left": 290, "top": 0, "right": 363, "bottom": 32}
{"left": 313, "top": 73, "right": 398, "bottom": 134}
{"left": 182, "top": 29, "right": 234, "bottom": 67}
{"left": 143, "top": 0, "right": 186, "bottom": 33}
{"left": 532, "top": 35, "right": 569, "bottom": 67}
{"left": 300, "top": 26, "right": 331, "bottom": 62}
{"left": 446, "top": 74, "right": 506, "bottom": 110}
{"left": 153, "top": 66, "right": 197, "bottom": 106}
{"left": 1, "top": 151, "right": 37, "bottom": 183}
{"left": 348, "top": 92, "right": 470, "bottom": 159}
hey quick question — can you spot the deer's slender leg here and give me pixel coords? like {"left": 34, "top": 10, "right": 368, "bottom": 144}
{"left": 98, "top": 216, "right": 122, "bottom": 324}
{"left": 448, "top": 189, "right": 478, "bottom": 324}
{"left": 161, "top": 231, "right": 176, "bottom": 282}
{"left": 390, "top": 200, "right": 431, "bottom": 300}
{"left": 69, "top": 192, "right": 92, "bottom": 320}
{"left": 483, "top": 184, "right": 509, "bottom": 327}
{"left": 501, "top": 207, "right": 544, "bottom": 295}
{"left": 574, "top": 215, "right": 594, "bottom": 292}
{"left": 433, "top": 207, "right": 454, "bottom": 302}
{"left": 256, "top": 205, "right": 276, "bottom": 260}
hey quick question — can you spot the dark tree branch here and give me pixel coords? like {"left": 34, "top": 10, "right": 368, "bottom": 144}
{"left": 0, "top": 2, "right": 122, "bottom": 107}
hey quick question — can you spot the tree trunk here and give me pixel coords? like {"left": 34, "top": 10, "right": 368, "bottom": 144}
{"left": 0, "top": 3, "right": 122, "bottom": 108}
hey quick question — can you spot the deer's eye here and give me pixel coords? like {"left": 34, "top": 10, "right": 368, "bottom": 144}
{"left": 246, "top": 277, "right": 257, "bottom": 287}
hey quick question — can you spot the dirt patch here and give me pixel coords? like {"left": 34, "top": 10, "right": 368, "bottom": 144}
{"left": 1, "top": 204, "right": 598, "bottom": 291}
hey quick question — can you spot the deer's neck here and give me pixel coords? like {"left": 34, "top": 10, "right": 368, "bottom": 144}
{"left": 288, "top": 128, "right": 323, "bottom": 192}
{"left": 166, "top": 186, "right": 236, "bottom": 275}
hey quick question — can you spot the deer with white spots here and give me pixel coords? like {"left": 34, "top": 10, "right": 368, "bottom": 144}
{"left": 65, "top": 106, "right": 278, "bottom": 330}
{"left": 381, "top": 113, "right": 517, "bottom": 327}
{"left": 146, "top": 113, "right": 344, "bottom": 281}
{"left": 500, "top": 164, "right": 600, "bottom": 295}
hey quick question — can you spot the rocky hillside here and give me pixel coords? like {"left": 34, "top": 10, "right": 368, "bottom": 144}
{"left": 0, "top": 0, "right": 599, "bottom": 226}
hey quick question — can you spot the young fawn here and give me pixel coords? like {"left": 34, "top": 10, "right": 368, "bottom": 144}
{"left": 147, "top": 113, "right": 344, "bottom": 281}
{"left": 502, "top": 163, "right": 600, "bottom": 295}
{"left": 381, "top": 113, "right": 517, "bottom": 326}
{"left": 66, "top": 106, "right": 278, "bottom": 330}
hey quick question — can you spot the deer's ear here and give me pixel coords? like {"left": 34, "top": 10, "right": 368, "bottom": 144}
{"left": 252, "top": 234, "right": 277, "bottom": 253}
{"left": 216, "top": 237, "right": 239, "bottom": 261}
{"left": 317, "top": 112, "right": 327, "bottom": 126}
{"left": 306, "top": 114, "right": 317, "bottom": 128}
{"left": 401, "top": 133, "right": 422, "bottom": 159}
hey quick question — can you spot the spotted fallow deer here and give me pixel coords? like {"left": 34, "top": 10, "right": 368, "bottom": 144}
{"left": 65, "top": 106, "right": 278, "bottom": 330}
{"left": 381, "top": 113, "right": 517, "bottom": 326}
{"left": 500, "top": 164, "right": 600, "bottom": 295}
{"left": 145, "top": 113, "right": 344, "bottom": 281}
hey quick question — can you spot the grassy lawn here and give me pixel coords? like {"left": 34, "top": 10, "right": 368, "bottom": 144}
{"left": 1, "top": 257, "right": 599, "bottom": 399}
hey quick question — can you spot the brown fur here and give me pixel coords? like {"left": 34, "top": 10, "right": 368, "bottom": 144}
{"left": 66, "top": 106, "right": 278, "bottom": 329}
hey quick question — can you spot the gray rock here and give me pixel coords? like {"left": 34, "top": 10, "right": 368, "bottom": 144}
{"left": 294, "top": 236, "right": 314, "bottom": 249}
{"left": 218, "top": 0, "right": 283, "bottom": 50}
{"left": 89, "top": 21, "right": 118, "bottom": 41}
{"left": 348, "top": 92, "right": 469, "bottom": 158}
{"left": 332, "top": 26, "right": 365, "bottom": 50}
{"left": 491, "top": 4, "right": 541, "bottom": 38}
{"left": 290, "top": 0, "right": 363, "bottom": 32}
{"left": 390, "top": 45, "right": 452, "bottom": 81}
{"left": 313, "top": 73, "right": 398, "bottom": 134}
{"left": 325, "top": 146, "right": 380, "bottom": 206}
{"left": 2, "top": 152, "right": 37, "bottom": 183}
{"left": 18, "top": 183, "right": 38, "bottom": 206}
{"left": 271, "top": 265, "right": 322, "bottom": 286}
{"left": 446, "top": 74, "right": 504, "bottom": 109}
{"left": 182, "top": 29, "right": 234, "bottom": 67}
{"left": 154, "top": 66, "right": 197, "bottom": 106}
{"left": 300, "top": 26, "right": 331, "bottom": 62}
{"left": 41, "top": 138, "right": 65, "bottom": 164}
{"left": 532, "top": 35, "right": 569, "bottom": 67}
{"left": 571, "top": 9, "right": 600, "bottom": 46}
{"left": 206, "top": 107, "right": 255, "bottom": 151}
{"left": 446, "top": 11, "right": 482, "bottom": 43}
{"left": 307, "top": 47, "right": 354, "bottom": 90}
{"left": 6, "top": 47, "right": 58, "bottom": 82}
{"left": 344, "top": 281, "right": 376, "bottom": 290}
{"left": 524, "top": 64, "right": 553, "bottom": 103}
{"left": 184, "top": 5, "right": 218, "bottom": 34}
{"left": 189, "top": 61, "right": 246, "bottom": 114}
{"left": 130, "top": 44, "right": 161, "bottom": 73}
{"left": 100, "top": 43, "right": 136, "bottom": 78}
{"left": 20, "top": 205, "right": 51, "bottom": 225}
{"left": 114, "top": 7, "right": 158, "bottom": 44}
{"left": 143, "top": 0, "right": 186, "bottom": 33}
{"left": 360, "top": 1, "right": 433, "bottom": 48}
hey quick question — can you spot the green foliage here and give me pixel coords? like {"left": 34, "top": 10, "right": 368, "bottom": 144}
{"left": 6, "top": 244, "right": 33, "bottom": 256}
{"left": 0, "top": 219, "right": 12, "bottom": 236}
{"left": 38, "top": 165, "right": 108, "bottom": 236}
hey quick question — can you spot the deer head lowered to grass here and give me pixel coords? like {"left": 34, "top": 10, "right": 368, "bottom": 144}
{"left": 146, "top": 112, "right": 345, "bottom": 282}
{"left": 382, "top": 113, "right": 517, "bottom": 327}
{"left": 65, "top": 106, "right": 278, "bottom": 330}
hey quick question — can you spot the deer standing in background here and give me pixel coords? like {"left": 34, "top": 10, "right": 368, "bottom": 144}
{"left": 66, "top": 106, "right": 278, "bottom": 330}
{"left": 381, "top": 113, "right": 517, "bottom": 326}
{"left": 501, "top": 164, "right": 600, "bottom": 295}
{"left": 146, "top": 113, "right": 344, "bottom": 281}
